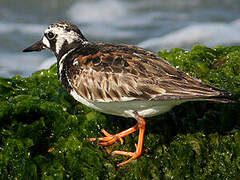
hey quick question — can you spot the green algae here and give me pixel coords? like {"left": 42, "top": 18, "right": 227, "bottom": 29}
{"left": 0, "top": 45, "right": 240, "bottom": 179}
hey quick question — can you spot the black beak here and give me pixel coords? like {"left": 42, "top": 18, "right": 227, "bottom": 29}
{"left": 23, "top": 39, "right": 44, "bottom": 52}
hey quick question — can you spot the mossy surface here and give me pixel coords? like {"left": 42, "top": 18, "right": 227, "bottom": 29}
{"left": 0, "top": 45, "right": 240, "bottom": 179}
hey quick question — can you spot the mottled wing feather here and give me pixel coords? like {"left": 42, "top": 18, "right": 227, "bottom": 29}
{"left": 66, "top": 43, "right": 229, "bottom": 102}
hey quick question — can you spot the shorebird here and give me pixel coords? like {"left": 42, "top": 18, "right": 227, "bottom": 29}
{"left": 23, "top": 21, "right": 232, "bottom": 166}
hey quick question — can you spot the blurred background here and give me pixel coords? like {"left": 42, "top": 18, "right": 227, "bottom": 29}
{"left": 1, "top": 0, "right": 240, "bottom": 77}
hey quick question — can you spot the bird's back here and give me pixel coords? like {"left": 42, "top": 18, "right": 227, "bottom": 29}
{"left": 62, "top": 42, "right": 231, "bottom": 104}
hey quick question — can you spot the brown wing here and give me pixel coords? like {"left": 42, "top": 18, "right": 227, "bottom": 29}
{"left": 66, "top": 43, "right": 230, "bottom": 102}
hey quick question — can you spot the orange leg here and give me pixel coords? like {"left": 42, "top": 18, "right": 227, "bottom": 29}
{"left": 88, "top": 112, "right": 146, "bottom": 166}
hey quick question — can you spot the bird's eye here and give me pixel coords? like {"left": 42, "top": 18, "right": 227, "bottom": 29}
{"left": 47, "top": 32, "right": 55, "bottom": 40}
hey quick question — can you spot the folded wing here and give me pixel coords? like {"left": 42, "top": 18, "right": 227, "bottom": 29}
{"left": 66, "top": 43, "right": 231, "bottom": 102}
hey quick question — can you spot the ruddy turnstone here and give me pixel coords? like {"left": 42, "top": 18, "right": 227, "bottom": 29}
{"left": 23, "top": 21, "right": 232, "bottom": 166}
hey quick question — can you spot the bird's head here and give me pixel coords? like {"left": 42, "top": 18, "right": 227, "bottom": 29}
{"left": 23, "top": 21, "right": 87, "bottom": 58}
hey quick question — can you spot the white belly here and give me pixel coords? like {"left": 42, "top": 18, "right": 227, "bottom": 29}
{"left": 70, "top": 89, "right": 185, "bottom": 118}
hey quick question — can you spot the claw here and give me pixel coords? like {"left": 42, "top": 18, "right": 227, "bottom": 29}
{"left": 88, "top": 114, "right": 146, "bottom": 166}
{"left": 112, "top": 150, "right": 135, "bottom": 157}
{"left": 101, "top": 129, "right": 124, "bottom": 144}
{"left": 89, "top": 125, "right": 138, "bottom": 146}
{"left": 88, "top": 137, "right": 97, "bottom": 141}
{"left": 113, "top": 150, "right": 140, "bottom": 166}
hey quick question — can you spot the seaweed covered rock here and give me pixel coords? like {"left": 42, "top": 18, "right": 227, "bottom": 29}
{"left": 0, "top": 45, "right": 240, "bottom": 179}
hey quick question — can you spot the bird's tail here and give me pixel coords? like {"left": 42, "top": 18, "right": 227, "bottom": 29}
{"left": 199, "top": 88, "right": 236, "bottom": 103}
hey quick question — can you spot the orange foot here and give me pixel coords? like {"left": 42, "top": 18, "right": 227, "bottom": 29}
{"left": 88, "top": 113, "right": 146, "bottom": 166}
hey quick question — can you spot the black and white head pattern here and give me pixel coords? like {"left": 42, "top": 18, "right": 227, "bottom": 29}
{"left": 42, "top": 21, "right": 87, "bottom": 56}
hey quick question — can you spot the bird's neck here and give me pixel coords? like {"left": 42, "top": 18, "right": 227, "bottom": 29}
{"left": 56, "top": 40, "right": 88, "bottom": 61}
{"left": 56, "top": 47, "right": 77, "bottom": 93}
